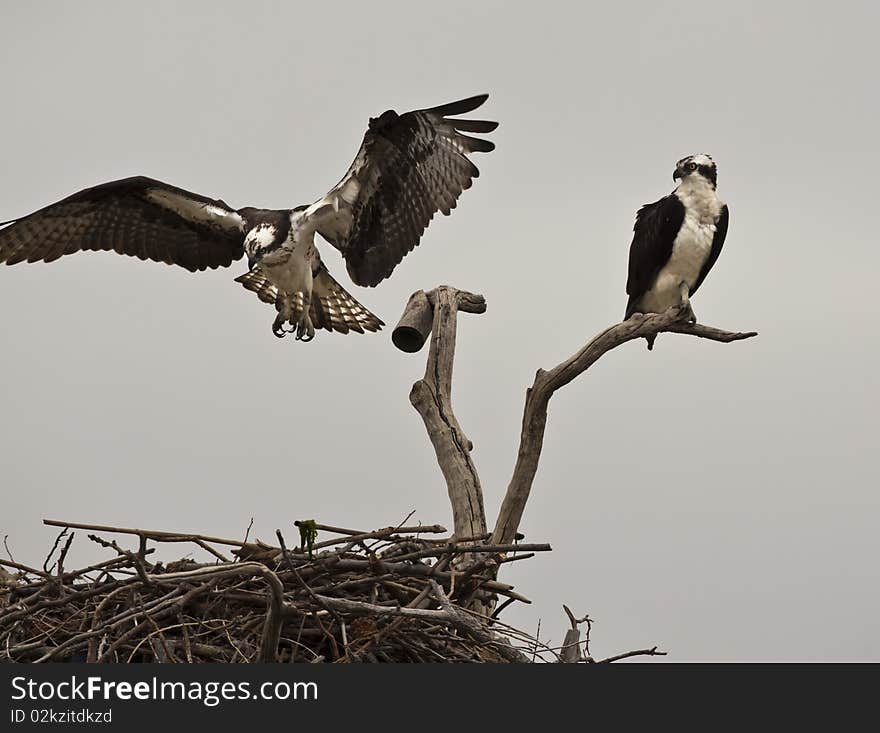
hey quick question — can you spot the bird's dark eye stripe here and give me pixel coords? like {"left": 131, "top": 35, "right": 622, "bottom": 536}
{"left": 697, "top": 164, "right": 714, "bottom": 177}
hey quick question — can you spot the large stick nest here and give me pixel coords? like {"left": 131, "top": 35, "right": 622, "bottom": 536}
{"left": 0, "top": 519, "right": 555, "bottom": 663}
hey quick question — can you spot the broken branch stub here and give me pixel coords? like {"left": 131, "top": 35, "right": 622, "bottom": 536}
{"left": 392, "top": 290, "right": 434, "bottom": 353}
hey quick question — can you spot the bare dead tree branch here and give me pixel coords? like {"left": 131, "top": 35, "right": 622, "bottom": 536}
{"left": 491, "top": 303, "right": 757, "bottom": 544}
{"left": 398, "top": 286, "right": 488, "bottom": 542}
{"left": 393, "top": 287, "right": 755, "bottom": 657}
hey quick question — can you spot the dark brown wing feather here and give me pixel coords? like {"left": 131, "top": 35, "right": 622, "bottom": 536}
{"left": 624, "top": 194, "right": 686, "bottom": 319}
{"left": 307, "top": 95, "right": 497, "bottom": 287}
{"left": 0, "top": 176, "right": 247, "bottom": 272}
{"left": 235, "top": 266, "right": 384, "bottom": 335}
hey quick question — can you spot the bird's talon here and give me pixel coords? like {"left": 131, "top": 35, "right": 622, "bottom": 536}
{"left": 275, "top": 319, "right": 294, "bottom": 335}
{"left": 677, "top": 301, "right": 696, "bottom": 325}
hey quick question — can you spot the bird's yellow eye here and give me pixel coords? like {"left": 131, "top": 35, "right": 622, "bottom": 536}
{"left": 687, "top": 162, "right": 697, "bottom": 171}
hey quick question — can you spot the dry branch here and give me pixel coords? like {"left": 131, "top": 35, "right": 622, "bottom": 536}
{"left": 393, "top": 286, "right": 754, "bottom": 659}
{"left": 595, "top": 646, "right": 667, "bottom": 663}
{"left": 43, "top": 519, "right": 262, "bottom": 550}
{"left": 491, "top": 304, "right": 757, "bottom": 544}
{"left": 402, "top": 287, "right": 488, "bottom": 542}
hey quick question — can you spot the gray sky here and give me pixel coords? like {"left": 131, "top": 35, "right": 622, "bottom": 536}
{"left": 1, "top": 1, "right": 877, "bottom": 661}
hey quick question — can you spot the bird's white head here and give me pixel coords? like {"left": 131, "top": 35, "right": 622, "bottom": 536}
{"left": 673, "top": 154, "right": 717, "bottom": 189}
{"left": 243, "top": 222, "right": 280, "bottom": 271}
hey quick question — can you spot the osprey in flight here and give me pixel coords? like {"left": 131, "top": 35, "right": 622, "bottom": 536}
{"left": 0, "top": 95, "right": 496, "bottom": 340}
{"left": 624, "top": 154, "right": 729, "bottom": 349}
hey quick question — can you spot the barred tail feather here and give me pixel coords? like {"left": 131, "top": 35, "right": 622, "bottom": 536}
{"left": 311, "top": 267, "right": 384, "bottom": 334}
{"left": 234, "top": 267, "right": 383, "bottom": 336}
{"left": 235, "top": 269, "right": 278, "bottom": 305}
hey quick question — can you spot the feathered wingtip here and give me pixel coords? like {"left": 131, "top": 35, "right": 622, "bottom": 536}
{"left": 424, "top": 94, "right": 498, "bottom": 153}
{"left": 426, "top": 94, "right": 490, "bottom": 117}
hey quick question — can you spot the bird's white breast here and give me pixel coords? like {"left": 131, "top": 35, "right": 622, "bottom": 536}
{"left": 639, "top": 180, "right": 722, "bottom": 313}
{"left": 260, "top": 221, "right": 314, "bottom": 297}
{"left": 666, "top": 214, "right": 716, "bottom": 286}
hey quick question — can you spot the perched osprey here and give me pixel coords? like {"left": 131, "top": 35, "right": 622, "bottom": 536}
{"left": 0, "top": 95, "right": 496, "bottom": 340}
{"left": 624, "top": 154, "right": 729, "bottom": 349}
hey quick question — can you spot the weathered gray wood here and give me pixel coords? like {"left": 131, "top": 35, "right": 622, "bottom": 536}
{"left": 559, "top": 604, "right": 588, "bottom": 663}
{"left": 407, "top": 286, "right": 488, "bottom": 543}
{"left": 392, "top": 290, "right": 434, "bottom": 353}
{"left": 491, "top": 304, "right": 757, "bottom": 545}
{"left": 560, "top": 628, "right": 582, "bottom": 663}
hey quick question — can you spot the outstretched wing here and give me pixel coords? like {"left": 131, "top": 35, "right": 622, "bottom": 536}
{"left": 235, "top": 265, "right": 384, "bottom": 335}
{"left": 303, "top": 94, "right": 497, "bottom": 287}
{"left": 691, "top": 204, "right": 729, "bottom": 296}
{"left": 624, "top": 194, "right": 686, "bottom": 319}
{"left": 0, "top": 176, "right": 247, "bottom": 272}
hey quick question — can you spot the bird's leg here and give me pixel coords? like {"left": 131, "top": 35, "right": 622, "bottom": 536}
{"left": 678, "top": 281, "right": 697, "bottom": 324}
{"left": 272, "top": 298, "right": 297, "bottom": 338}
{"left": 294, "top": 309, "right": 315, "bottom": 342}
{"left": 285, "top": 291, "right": 315, "bottom": 342}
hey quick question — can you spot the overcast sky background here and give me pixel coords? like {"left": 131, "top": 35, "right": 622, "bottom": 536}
{"left": 1, "top": 2, "right": 877, "bottom": 661}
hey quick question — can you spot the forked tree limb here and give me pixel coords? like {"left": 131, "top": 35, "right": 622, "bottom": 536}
{"left": 490, "top": 303, "right": 757, "bottom": 544}
{"left": 398, "top": 287, "right": 488, "bottom": 542}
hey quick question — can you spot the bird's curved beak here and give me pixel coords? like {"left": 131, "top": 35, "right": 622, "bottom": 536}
{"left": 673, "top": 168, "right": 682, "bottom": 181}
{"left": 247, "top": 252, "right": 262, "bottom": 271}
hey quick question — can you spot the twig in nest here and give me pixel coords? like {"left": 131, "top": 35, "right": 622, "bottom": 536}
{"left": 43, "top": 528, "right": 70, "bottom": 574}
{"left": 596, "top": 646, "right": 666, "bottom": 663}
{"left": 3, "top": 535, "right": 14, "bottom": 562}
{"left": 87, "top": 535, "right": 151, "bottom": 585}
{"left": 242, "top": 518, "right": 254, "bottom": 546}
{"left": 44, "top": 519, "right": 264, "bottom": 551}
{"left": 192, "top": 539, "right": 230, "bottom": 564}
{"left": 305, "top": 523, "right": 447, "bottom": 552}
